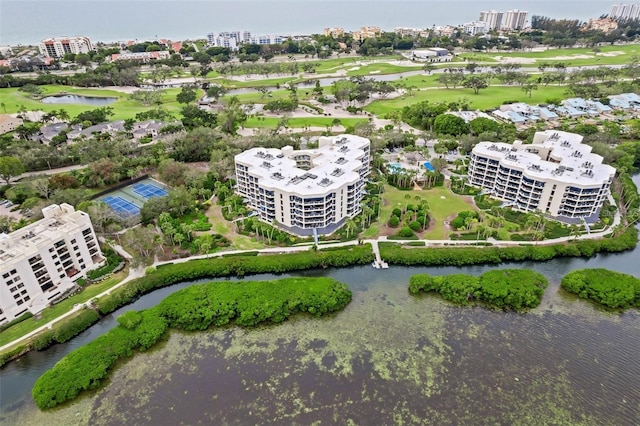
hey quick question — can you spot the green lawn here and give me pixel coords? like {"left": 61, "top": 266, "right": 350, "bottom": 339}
{"left": 0, "top": 85, "right": 187, "bottom": 120}
{"left": 0, "top": 271, "right": 127, "bottom": 349}
{"left": 458, "top": 44, "right": 640, "bottom": 66}
{"left": 313, "top": 55, "right": 403, "bottom": 73}
{"left": 346, "top": 63, "right": 423, "bottom": 76}
{"left": 220, "top": 76, "right": 301, "bottom": 89}
{"left": 374, "top": 184, "right": 478, "bottom": 240}
{"left": 365, "top": 84, "right": 569, "bottom": 115}
{"left": 395, "top": 73, "right": 442, "bottom": 89}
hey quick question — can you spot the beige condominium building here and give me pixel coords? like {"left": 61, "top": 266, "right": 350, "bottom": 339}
{"left": 0, "top": 204, "right": 104, "bottom": 324}
{"left": 38, "top": 36, "right": 94, "bottom": 58}
{"left": 234, "top": 135, "right": 371, "bottom": 236}
{"left": 468, "top": 131, "right": 616, "bottom": 223}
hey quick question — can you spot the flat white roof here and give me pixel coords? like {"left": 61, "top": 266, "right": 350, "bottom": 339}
{"left": 0, "top": 204, "right": 90, "bottom": 264}
{"left": 473, "top": 130, "right": 616, "bottom": 186}
{"left": 235, "top": 134, "right": 369, "bottom": 197}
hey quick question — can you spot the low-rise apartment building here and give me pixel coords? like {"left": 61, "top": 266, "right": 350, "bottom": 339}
{"left": 0, "top": 204, "right": 105, "bottom": 325}
{"left": 110, "top": 51, "right": 171, "bottom": 62}
{"left": 468, "top": 131, "right": 615, "bottom": 223}
{"left": 324, "top": 27, "right": 345, "bottom": 38}
{"left": 234, "top": 135, "right": 371, "bottom": 236}
{"left": 352, "top": 27, "right": 382, "bottom": 41}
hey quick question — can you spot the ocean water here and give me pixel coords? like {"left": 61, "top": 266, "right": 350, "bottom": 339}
{"left": 0, "top": 0, "right": 617, "bottom": 46}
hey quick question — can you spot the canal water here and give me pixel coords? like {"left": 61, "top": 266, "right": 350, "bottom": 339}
{"left": 1, "top": 176, "right": 639, "bottom": 425}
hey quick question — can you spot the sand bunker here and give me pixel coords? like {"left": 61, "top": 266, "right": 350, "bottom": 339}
{"left": 596, "top": 51, "right": 625, "bottom": 57}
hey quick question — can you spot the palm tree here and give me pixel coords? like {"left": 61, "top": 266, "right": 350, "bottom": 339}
{"left": 345, "top": 218, "right": 356, "bottom": 238}
{"left": 57, "top": 108, "right": 70, "bottom": 122}
{"left": 404, "top": 193, "right": 412, "bottom": 213}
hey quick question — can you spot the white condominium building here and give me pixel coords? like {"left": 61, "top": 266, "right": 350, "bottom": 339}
{"left": 502, "top": 10, "right": 528, "bottom": 30}
{"left": 38, "top": 36, "right": 94, "bottom": 58}
{"left": 234, "top": 135, "right": 371, "bottom": 236}
{"left": 0, "top": 204, "right": 105, "bottom": 325}
{"left": 463, "top": 21, "right": 489, "bottom": 36}
{"left": 610, "top": 3, "right": 640, "bottom": 19}
{"left": 468, "top": 131, "right": 616, "bottom": 223}
{"left": 479, "top": 10, "right": 504, "bottom": 30}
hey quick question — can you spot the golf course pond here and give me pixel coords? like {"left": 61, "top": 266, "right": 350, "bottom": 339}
{"left": 41, "top": 94, "right": 117, "bottom": 106}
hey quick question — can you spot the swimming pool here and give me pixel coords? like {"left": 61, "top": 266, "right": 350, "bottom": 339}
{"left": 424, "top": 162, "right": 435, "bottom": 172}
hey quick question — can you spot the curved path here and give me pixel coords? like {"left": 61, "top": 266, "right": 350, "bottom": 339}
{"left": 0, "top": 209, "right": 623, "bottom": 354}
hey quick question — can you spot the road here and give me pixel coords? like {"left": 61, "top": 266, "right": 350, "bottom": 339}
{"left": 11, "top": 164, "right": 87, "bottom": 183}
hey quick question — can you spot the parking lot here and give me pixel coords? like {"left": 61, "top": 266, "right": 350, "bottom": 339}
{"left": 0, "top": 201, "right": 23, "bottom": 220}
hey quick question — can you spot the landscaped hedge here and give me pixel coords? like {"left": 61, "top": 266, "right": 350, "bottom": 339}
{"left": 32, "top": 308, "right": 100, "bottom": 351}
{"left": 96, "top": 245, "right": 374, "bottom": 315}
{"left": 409, "top": 269, "right": 548, "bottom": 310}
{"left": 32, "top": 277, "right": 352, "bottom": 410}
{"left": 87, "top": 246, "right": 123, "bottom": 281}
{"left": 380, "top": 227, "right": 638, "bottom": 266}
{"left": 561, "top": 269, "right": 640, "bottom": 310}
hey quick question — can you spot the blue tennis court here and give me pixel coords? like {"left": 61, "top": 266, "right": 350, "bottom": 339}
{"left": 102, "top": 196, "right": 141, "bottom": 216}
{"left": 132, "top": 182, "right": 169, "bottom": 200}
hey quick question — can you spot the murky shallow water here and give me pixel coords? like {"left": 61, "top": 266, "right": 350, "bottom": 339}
{"left": 2, "top": 176, "right": 640, "bottom": 425}
{"left": 2, "top": 259, "right": 639, "bottom": 425}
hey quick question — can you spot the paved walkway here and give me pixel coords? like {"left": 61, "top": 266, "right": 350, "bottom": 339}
{"left": 0, "top": 214, "right": 624, "bottom": 353}
{"left": 0, "top": 266, "right": 145, "bottom": 353}
{"left": 11, "top": 164, "right": 87, "bottom": 183}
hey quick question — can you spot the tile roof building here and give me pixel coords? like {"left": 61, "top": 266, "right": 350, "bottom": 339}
{"left": 234, "top": 135, "right": 371, "bottom": 236}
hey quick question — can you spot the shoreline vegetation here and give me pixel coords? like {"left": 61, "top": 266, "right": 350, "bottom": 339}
{"left": 1, "top": 227, "right": 638, "bottom": 367}
{"left": 379, "top": 227, "right": 638, "bottom": 266}
{"left": 561, "top": 269, "right": 640, "bottom": 310}
{"left": 409, "top": 269, "right": 548, "bottom": 311}
{"left": 31, "top": 276, "right": 352, "bottom": 410}
{"left": 0, "top": 245, "right": 373, "bottom": 367}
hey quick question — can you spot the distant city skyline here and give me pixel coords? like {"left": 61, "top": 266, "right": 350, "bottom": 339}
{"left": 610, "top": 3, "right": 640, "bottom": 19}
{"left": 0, "top": 1, "right": 620, "bottom": 45}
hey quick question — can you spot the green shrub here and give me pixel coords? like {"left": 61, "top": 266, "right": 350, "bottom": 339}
{"left": 32, "top": 277, "right": 352, "bottom": 410}
{"left": 408, "top": 221, "right": 423, "bottom": 232}
{"left": 410, "top": 269, "right": 548, "bottom": 310}
{"left": 53, "top": 309, "right": 100, "bottom": 343}
{"left": 32, "top": 309, "right": 100, "bottom": 352}
{"left": 392, "top": 208, "right": 402, "bottom": 217}
{"left": 380, "top": 227, "right": 637, "bottom": 266}
{"left": 96, "top": 246, "right": 374, "bottom": 315}
{"left": 388, "top": 215, "right": 400, "bottom": 227}
{"left": 87, "top": 246, "right": 123, "bottom": 280}
{"left": 33, "top": 331, "right": 56, "bottom": 351}
{"left": 561, "top": 269, "right": 640, "bottom": 309}
{"left": 398, "top": 227, "right": 416, "bottom": 238}
{"left": 0, "top": 345, "right": 28, "bottom": 368}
